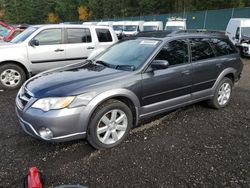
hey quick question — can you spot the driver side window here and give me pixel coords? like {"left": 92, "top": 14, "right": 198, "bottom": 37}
{"left": 33, "top": 29, "right": 62, "bottom": 45}
{"left": 155, "top": 39, "right": 189, "bottom": 66}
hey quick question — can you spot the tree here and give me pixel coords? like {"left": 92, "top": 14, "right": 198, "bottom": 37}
{"left": 78, "top": 5, "right": 91, "bottom": 21}
{"left": 0, "top": 0, "right": 249, "bottom": 24}
{"left": 47, "top": 12, "right": 59, "bottom": 23}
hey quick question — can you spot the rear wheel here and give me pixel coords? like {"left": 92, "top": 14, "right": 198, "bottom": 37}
{"left": 208, "top": 77, "right": 233, "bottom": 109}
{"left": 87, "top": 99, "right": 133, "bottom": 149}
{"left": 0, "top": 63, "right": 26, "bottom": 90}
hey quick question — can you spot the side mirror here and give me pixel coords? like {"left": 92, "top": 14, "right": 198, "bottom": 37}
{"left": 30, "top": 39, "right": 39, "bottom": 46}
{"left": 151, "top": 60, "right": 169, "bottom": 70}
{"left": 235, "top": 34, "right": 240, "bottom": 40}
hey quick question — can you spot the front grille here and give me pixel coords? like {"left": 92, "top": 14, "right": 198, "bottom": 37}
{"left": 17, "top": 88, "right": 33, "bottom": 109}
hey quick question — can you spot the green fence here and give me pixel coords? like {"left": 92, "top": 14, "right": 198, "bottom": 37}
{"left": 100, "top": 7, "right": 250, "bottom": 31}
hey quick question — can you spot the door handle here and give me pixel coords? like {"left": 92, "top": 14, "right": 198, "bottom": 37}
{"left": 54, "top": 49, "right": 64, "bottom": 52}
{"left": 181, "top": 70, "right": 190, "bottom": 76}
{"left": 87, "top": 46, "right": 95, "bottom": 50}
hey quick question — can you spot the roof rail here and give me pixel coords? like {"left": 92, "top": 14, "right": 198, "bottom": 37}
{"left": 136, "top": 31, "right": 172, "bottom": 38}
{"left": 176, "top": 29, "right": 225, "bottom": 35}
{"left": 122, "top": 29, "right": 226, "bottom": 40}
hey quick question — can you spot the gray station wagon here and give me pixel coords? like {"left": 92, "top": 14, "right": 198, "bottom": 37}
{"left": 16, "top": 30, "right": 243, "bottom": 149}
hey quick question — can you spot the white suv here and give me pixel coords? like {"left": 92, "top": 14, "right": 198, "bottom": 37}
{"left": 0, "top": 24, "right": 118, "bottom": 90}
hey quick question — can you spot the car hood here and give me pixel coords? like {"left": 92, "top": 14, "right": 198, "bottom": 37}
{"left": 0, "top": 42, "right": 25, "bottom": 48}
{"left": 25, "top": 62, "right": 130, "bottom": 98}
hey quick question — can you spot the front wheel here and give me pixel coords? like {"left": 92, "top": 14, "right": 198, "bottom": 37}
{"left": 87, "top": 99, "right": 133, "bottom": 149}
{"left": 208, "top": 77, "right": 233, "bottom": 109}
{"left": 0, "top": 64, "right": 26, "bottom": 90}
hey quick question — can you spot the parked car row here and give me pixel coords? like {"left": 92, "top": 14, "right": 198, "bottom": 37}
{"left": 226, "top": 18, "right": 250, "bottom": 57}
{"left": 0, "top": 24, "right": 118, "bottom": 90}
{"left": 0, "top": 17, "right": 246, "bottom": 150}
{"left": 83, "top": 17, "right": 187, "bottom": 37}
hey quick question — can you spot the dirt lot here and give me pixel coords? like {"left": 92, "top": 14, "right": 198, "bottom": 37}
{"left": 0, "top": 59, "right": 249, "bottom": 188}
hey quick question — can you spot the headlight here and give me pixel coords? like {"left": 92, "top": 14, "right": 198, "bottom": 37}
{"left": 69, "top": 92, "right": 96, "bottom": 108}
{"left": 32, "top": 97, "right": 75, "bottom": 112}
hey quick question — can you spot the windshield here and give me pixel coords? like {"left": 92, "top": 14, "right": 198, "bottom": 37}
{"left": 143, "top": 26, "right": 158, "bottom": 31}
{"left": 113, "top": 25, "right": 123, "bottom": 31}
{"left": 10, "top": 27, "right": 38, "bottom": 43}
{"left": 165, "top": 26, "right": 184, "bottom": 32}
{"left": 94, "top": 39, "right": 160, "bottom": 71}
{"left": 124, "top": 25, "right": 138, "bottom": 32}
{"left": 241, "top": 27, "right": 250, "bottom": 37}
{"left": 0, "top": 25, "right": 11, "bottom": 37}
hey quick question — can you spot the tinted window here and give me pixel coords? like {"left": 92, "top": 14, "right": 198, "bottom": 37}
{"left": 67, "top": 28, "right": 92, "bottom": 43}
{"left": 34, "top": 29, "right": 62, "bottom": 45}
{"left": 96, "top": 29, "right": 112, "bottom": 42}
{"left": 209, "top": 38, "right": 237, "bottom": 56}
{"left": 190, "top": 38, "right": 215, "bottom": 61}
{"left": 155, "top": 39, "right": 189, "bottom": 66}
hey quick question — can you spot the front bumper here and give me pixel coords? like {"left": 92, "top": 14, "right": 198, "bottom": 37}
{"left": 16, "top": 103, "right": 87, "bottom": 142}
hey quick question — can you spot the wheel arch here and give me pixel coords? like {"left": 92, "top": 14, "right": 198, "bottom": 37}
{"left": 213, "top": 68, "right": 237, "bottom": 90}
{"left": 85, "top": 89, "right": 141, "bottom": 129}
{"left": 0, "top": 60, "right": 30, "bottom": 79}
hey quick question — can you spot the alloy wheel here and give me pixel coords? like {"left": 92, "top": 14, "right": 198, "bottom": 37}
{"left": 217, "top": 83, "right": 231, "bottom": 106}
{"left": 97, "top": 109, "right": 128, "bottom": 145}
{"left": 0, "top": 69, "right": 21, "bottom": 87}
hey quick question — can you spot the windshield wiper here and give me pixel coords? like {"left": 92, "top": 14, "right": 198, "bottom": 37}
{"left": 116, "top": 65, "right": 135, "bottom": 71}
{"left": 85, "top": 59, "right": 93, "bottom": 64}
{"left": 95, "top": 60, "right": 117, "bottom": 68}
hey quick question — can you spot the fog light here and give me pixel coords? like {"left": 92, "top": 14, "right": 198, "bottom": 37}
{"left": 39, "top": 127, "right": 53, "bottom": 140}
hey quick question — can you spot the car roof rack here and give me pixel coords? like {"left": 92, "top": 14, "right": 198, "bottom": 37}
{"left": 136, "top": 31, "right": 173, "bottom": 38}
{"left": 176, "top": 29, "right": 225, "bottom": 35}
{"left": 122, "top": 29, "right": 226, "bottom": 40}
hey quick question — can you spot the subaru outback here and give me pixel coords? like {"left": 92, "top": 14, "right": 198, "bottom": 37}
{"left": 16, "top": 31, "right": 243, "bottom": 149}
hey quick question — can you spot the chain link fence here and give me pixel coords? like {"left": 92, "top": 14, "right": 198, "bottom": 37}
{"left": 100, "top": 7, "right": 250, "bottom": 31}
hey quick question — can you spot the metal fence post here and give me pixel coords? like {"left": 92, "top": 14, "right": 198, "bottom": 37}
{"left": 203, "top": 10, "right": 208, "bottom": 29}
{"left": 231, "top": 8, "right": 235, "bottom": 18}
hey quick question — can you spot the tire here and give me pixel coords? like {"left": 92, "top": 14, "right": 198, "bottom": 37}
{"left": 87, "top": 99, "right": 133, "bottom": 149}
{"left": 0, "top": 63, "right": 26, "bottom": 90}
{"left": 208, "top": 77, "right": 233, "bottom": 109}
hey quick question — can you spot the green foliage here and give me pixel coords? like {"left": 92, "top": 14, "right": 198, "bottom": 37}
{"left": 0, "top": 0, "right": 249, "bottom": 24}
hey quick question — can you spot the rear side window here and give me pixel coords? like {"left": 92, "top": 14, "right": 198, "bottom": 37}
{"left": 96, "top": 29, "right": 112, "bottom": 42}
{"left": 67, "top": 28, "right": 92, "bottom": 43}
{"left": 155, "top": 39, "right": 189, "bottom": 66}
{"left": 209, "top": 38, "right": 237, "bottom": 56}
{"left": 190, "top": 38, "right": 215, "bottom": 61}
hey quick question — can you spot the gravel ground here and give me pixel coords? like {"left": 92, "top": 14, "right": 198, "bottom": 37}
{"left": 0, "top": 59, "right": 249, "bottom": 188}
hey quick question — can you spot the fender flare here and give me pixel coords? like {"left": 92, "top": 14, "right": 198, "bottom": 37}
{"left": 83, "top": 88, "right": 141, "bottom": 128}
{"left": 212, "top": 67, "right": 237, "bottom": 91}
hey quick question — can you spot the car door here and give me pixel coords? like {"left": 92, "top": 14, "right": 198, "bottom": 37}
{"left": 64, "top": 28, "right": 95, "bottom": 64}
{"left": 189, "top": 38, "right": 221, "bottom": 95}
{"left": 141, "top": 39, "right": 192, "bottom": 115}
{"left": 28, "top": 28, "right": 66, "bottom": 73}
